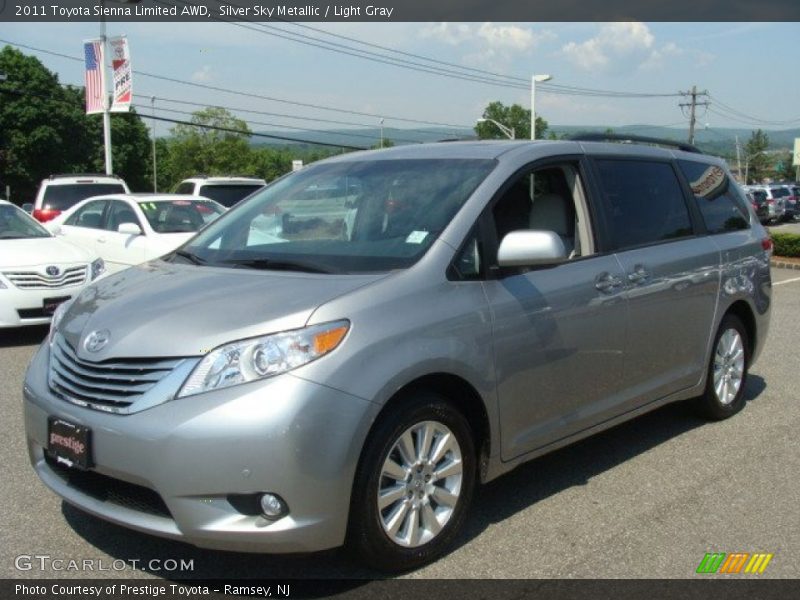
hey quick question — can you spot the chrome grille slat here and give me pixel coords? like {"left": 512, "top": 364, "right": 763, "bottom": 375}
{"left": 3, "top": 265, "right": 88, "bottom": 290}
{"left": 49, "top": 337, "right": 186, "bottom": 412}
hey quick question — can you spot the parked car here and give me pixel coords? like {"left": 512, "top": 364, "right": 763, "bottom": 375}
{"left": 0, "top": 200, "right": 104, "bottom": 328}
{"left": 175, "top": 176, "right": 266, "bottom": 208}
{"left": 31, "top": 174, "right": 130, "bottom": 223}
{"left": 775, "top": 183, "right": 799, "bottom": 221}
{"left": 24, "top": 138, "right": 771, "bottom": 572}
{"left": 745, "top": 185, "right": 786, "bottom": 223}
{"left": 49, "top": 194, "right": 225, "bottom": 275}
{"left": 743, "top": 188, "right": 770, "bottom": 224}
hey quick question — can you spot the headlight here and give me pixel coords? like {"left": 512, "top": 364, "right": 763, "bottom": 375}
{"left": 90, "top": 258, "right": 105, "bottom": 281}
{"left": 48, "top": 300, "right": 73, "bottom": 347}
{"left": 177, "top": 320, "right": 350, "bottom": 398}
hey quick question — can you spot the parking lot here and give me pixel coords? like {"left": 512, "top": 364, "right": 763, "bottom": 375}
{"left": 1, "top": 268, "right": 798, "bottom": 580}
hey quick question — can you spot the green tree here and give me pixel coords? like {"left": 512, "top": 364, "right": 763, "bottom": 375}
{"left": 371, "top": 138, "right": 395, "bottom": 150}
{"left": 745, "top": 129, "right": 770, "bottom": 184}
{"left": 164, "top": 107, "right": 254, "bottom": 182}
{"left": 474, "top": 101, "right": 548, "bottom": 140}
{"left": 0, "top": 46, "right": 154, "bottom": 200}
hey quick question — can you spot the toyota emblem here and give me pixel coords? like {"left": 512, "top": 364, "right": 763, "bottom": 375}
{"left": 46, "top": 265, "right": 61, "bottom": 277}
{"left": 84, "top": 330, "right": 111, "bottom": 353}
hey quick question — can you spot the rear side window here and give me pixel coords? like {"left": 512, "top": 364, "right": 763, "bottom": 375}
{"left": 677, "top": 161, "right": 749, "bottom": 233}
{"left": 197, "top": 184, "right": 264, "bottom": 208}
{"left": 593, "top": 159, "right": 693, "bottom": 250}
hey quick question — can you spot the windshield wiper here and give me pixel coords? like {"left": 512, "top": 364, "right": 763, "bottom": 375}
{"left": 220, "top": 258, "right": 334, "bottom": 274}
{"left": 171, "top": 250, "right": 207, "bottom": 265}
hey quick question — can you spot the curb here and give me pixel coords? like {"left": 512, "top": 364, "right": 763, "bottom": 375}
{"left": 771, "top": 259, "right": 800, "bottom": 270}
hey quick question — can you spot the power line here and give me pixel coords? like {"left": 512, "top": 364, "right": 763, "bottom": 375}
{"left": 0, "top": 37, "right": 472, "bottom": 129}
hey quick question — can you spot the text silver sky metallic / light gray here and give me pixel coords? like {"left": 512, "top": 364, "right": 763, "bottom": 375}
{"left": 23, "top": 138, "right": 772, "bottom": 572}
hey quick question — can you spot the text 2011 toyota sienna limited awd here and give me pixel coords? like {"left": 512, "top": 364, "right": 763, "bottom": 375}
{"left": 24, "top": 138, "right": 771, "bottom": 571}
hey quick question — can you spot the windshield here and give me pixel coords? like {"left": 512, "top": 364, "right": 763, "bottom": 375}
{"left": 198, "top": 184, "right": 264, "bottom": 208}
{"left": 42, "top": 183, "right": 127, "bottom": 210}
{"left": 180, "top": 158, "right": 495, "bottom": 273}
{"left": 0, "top": 203, "right": 52, "bottom": 239}
{"left": 140, "top": 200, "right": 225, "bottom": 233}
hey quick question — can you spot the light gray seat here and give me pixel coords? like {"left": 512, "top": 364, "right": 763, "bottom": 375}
{"left": 529, "top": 192, "right": 575, "bottom": 256}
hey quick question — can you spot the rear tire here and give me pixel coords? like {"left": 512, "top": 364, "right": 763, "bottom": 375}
{"left": 695, "top": 314, "right": 750, "bottom": 421}
{"left": 348, "top": 391, "right": 476, "bottom": 573}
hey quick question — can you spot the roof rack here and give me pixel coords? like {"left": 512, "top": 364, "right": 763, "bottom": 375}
{"left": 569, "top": 133, "right": 702, "bottom": 154}
{"left": 49, "top": 173, "right": 123, "bottom": 179}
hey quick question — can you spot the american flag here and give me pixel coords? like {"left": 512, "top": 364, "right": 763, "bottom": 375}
{"left": 83, "top": 41, "right": 105, "bottom": 114}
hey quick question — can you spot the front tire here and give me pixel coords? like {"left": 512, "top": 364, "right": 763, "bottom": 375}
{"left": 348, "top": 392, "right": 476, "bottom": 572}
{"left": 695, "top": 314, "right": 750, "bottom": 420}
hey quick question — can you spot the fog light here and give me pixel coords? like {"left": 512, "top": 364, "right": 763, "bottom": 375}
{"left": 259, "top": 493, "right": 287, "bottom": 519}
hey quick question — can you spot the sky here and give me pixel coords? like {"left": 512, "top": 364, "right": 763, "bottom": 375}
{"left": 2, "top": 21, "right": 799, "bottom": 142}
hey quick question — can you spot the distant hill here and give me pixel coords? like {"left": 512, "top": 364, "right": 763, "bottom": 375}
{"left": 249, "top": 124, "right": 800, "bottom": 157}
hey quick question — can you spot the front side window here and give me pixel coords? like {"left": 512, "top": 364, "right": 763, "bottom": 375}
{"left": 180, "top": 159, "right": 495, "bottom": 273}
{"left": 594, "top": 159, "right": 693, "bottom": 250}
{"left": 64, "top": 200, "right": 108, "bottom": 229}
{"left": 0, "top": 203, "right": 51, "bottom": 239}
{"left": 677, "top": 160, "right": 749, "bottom": 233}
{"left": 105, "top": 201, "right": 143, "bottom": 232}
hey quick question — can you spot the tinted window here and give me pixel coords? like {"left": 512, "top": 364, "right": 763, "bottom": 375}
{"left": 594, "top": 160, "right": 693, "bottom": 250}
{"left": 677, "top": 161, "right": 749, "bottom": 233}
{"left": 42, "top": 183, "right": 126, "bottom": 210}
{"left": 65, "top": 200, "right": 108, "bottom": 229}
{"left": 770, "top": 187, "right": 790, "bottom": 198}
{"left": 198, "top": 184, "right": 264, "bottom": 208}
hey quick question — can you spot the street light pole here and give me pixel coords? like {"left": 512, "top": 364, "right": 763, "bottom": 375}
{"left": 476, "top": 118, "right": 515, "bottom": 139}
{"left": 531, "top": 74, "right": 552, "bottom": 140}
{"left": 151, "top": 96, "right": 157, "bottom": 192}
{"left": 100, "top": 0, "right": 113, "bottom": 174}
{"left": 380, "top": 118, "right": 384, "bottom": 149}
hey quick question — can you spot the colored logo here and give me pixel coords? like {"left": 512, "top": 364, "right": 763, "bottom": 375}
{"left": 83, "top": 330, "right": 111, "bottom": 353}
{"left": 696, "top": 552, "right": 774, "bottom": 575}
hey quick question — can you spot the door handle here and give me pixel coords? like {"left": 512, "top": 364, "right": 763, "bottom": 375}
{"left": 627, "top": 265, "right": 649, "bottom": 284}
{"left": 595, "top": 272, "right": 623, "bottom": 292}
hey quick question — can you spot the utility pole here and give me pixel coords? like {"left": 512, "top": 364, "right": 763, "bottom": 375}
{"left": 679, "top": 85, "right": 710, "bottom": 145}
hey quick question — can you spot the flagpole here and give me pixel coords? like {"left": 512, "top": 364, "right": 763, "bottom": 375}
{"left": 100, "top": 0, "right": 113, "bottom": 175}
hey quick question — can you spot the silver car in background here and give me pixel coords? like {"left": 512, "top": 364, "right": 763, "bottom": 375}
{"left": 24, "top": 138, "right": 772, "bottom": 571}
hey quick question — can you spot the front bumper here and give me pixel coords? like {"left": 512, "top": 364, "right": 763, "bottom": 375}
{"left": 24, "top": 343, "right": 380, "bottom": 553}
{"left": 0, "top": 285, "right": 82, "bottom": 328}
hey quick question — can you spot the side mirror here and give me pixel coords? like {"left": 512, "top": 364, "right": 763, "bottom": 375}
{"left": 497, "top": 230, "right": 566, "bottom": 267}
{"left": 118, "top": 222, "right": 143, "bottom": 235}
{"left": 21, "top": 203, "right": 33, "bottom": 214}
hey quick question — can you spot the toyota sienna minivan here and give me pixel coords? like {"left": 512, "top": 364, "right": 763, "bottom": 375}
{"left": 24, "top": 137, "right": 772, "bottom": 571}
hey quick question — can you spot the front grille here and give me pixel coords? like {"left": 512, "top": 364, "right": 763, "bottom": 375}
{"left": 3, "top": 265, "right": 88, "bottom": 290}
{"left": 49, "top": 337, "right": 185, "bottom": 412}
{"left": 45, "top": 454, "right": 172, "bottom": 518}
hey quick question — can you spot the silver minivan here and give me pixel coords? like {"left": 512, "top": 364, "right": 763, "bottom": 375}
{"left": 24, "top": 138, "right": 772, "bottom": 571}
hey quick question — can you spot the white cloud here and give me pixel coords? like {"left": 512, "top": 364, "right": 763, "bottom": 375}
{"left": 420, "top": 22, "right": 555, "bottom": 55}
{"left": 190, "top": 65, "right": 213, "bottom": 82}
{"left": 561, "top": 22, "right": 656, "bottom": 71}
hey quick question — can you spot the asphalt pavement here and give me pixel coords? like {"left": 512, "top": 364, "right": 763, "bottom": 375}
{"left": 1, "top": 270, "right": 799, "bottom": 580}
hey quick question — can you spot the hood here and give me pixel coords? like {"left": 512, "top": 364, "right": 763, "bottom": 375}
{"left": 0, "top": 237, "right": 96, "bottom": 269}
{"left": 60, "top": 260, "right": 385, "bottom": 360}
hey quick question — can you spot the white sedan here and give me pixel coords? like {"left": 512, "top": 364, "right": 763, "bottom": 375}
{"left": 50, "top": 194, "right": 225, "bottom": 275}
{"left": 0, "top": 200, "right": 104, "bottom": 328}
